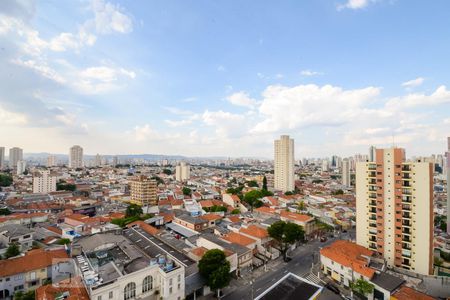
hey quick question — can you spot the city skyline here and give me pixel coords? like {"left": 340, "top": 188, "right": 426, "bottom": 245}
{"left": 1, "top": 1, "right": 450, "bottom": 158}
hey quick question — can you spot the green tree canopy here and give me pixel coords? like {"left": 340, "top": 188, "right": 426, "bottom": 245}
{"left": 4, "top": 243, "right": 20, "bottom": 259}
{"left": 151, "top": 175, "right": 164, "bottom": 185}
{"left": 198, "top": 249, "right": 231, "bottom": 295}
{"left": 262, "top": 176, "right": 268, "bottom": 191}
{"left": 231, "top": 208, "right": 240, "bottom": 214}
{"left": 14, "top": 290, "right": 35, "bottom": 300}
{"left": 351, "top": 279, "right": 374, "bottom": 296}
{"left": 126, "top": 204, "right": 143, "bottom": 217}
{"left": 267, "top": 221, "right": 305, "bottom": 261}
{"left": 162, "top": 169, "right": 172, "bottom": 175}
{"left": 0, "top": 173, "right": 13, "bottom": 187}
{"left": 182, "top": 187, "right": 192, "bottom": 196}
{"left": 247, "top": 180, "right": 259, "bottom": 188}
{"left": 56, "top": 182, "right": 76, "bottom": 191}
{"left": 0, "top": 208, "right": 11, "bottom": 215}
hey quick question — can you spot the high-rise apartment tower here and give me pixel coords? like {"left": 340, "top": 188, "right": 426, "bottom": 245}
{"left": 274, "top": 135, "right": 295, "bottom": 192}
{"left": 69, "top": 145, "right": 83, "bottom": 168}
{"left": 356, "top": 147, "right": 433, "bottom": 275}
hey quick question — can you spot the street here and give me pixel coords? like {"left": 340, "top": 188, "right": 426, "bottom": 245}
{"left": 219, "top": 230, "right": 354, "bottom": 300}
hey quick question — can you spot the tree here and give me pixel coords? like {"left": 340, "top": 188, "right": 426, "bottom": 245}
{"left": 243, "top": 190, "right": 263, "bottom": 211}
{"left": 267, "top": 221, "right": 304, "bottom": 261}
{"left": 14, "top": 290, "right": 35, "bottom": 300}
{"left": 162, "top": 169, "right": 172, "bottom": 175}
{"left": 262, "top": 176, "right": 268, "bottom": 191}
{"left": 284, "top": 191, "right": 294, "bottom": 196}
{"left": 182, "top": 187, "right": 192, "bottom": 196}
{"left": 151, "top": 175, "right": 164, "bottom": 185}
{"left": 231, "top": 209, "right": 240, "bottom": 214}
{"left": 4, "top": 243, "right": 20, "bottom": 259}
{"left": 247, "top": 180, "right": 259, "bottom": 188}
{"left": 198, "top": 249, "right": 231, "bottom": 298}
{"left": 0, "top": 208, "right": 11, "bottom": 215}
{"left": 332, "top": 189, "right": 344, "bottom": 195}
{"left": 56, "top": 181, "right": 76, "bottom": 191}
{"left": 57, "top": 238, "right": 71, "bottom": 245}
{"left": 297, "top": 201, "right": 306, "bottom": 212}
{"left": 126, "top": 204, "right": 143, "bottom": 217}
{"left": 350, "top": 278, "right": 374, "bottom": 296}
{"left": 0, "top": 173, "right": 13, "bottom": 187}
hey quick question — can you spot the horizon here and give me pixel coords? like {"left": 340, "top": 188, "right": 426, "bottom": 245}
{"left": 1, "top": 1, "right": 450, "bottom": 158}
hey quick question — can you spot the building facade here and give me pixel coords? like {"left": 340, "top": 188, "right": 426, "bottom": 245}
{"left": 33, "top": 170, "right": 57, "bottom": 194}
{"left": 356, "top": 147, "right": 433, "bottom": 275}
{"left": 16, "top": 160, "right": 26, "bottom": 175}
{"left": 175, "top": 162, "right": 190, "bottom": 182}
{"left": 446, "top": 137, "right": 450, "bottom": 234}
{"left": 0, "top": 147, "right": 4, "bottom": 170}
{"left": 129, "top": 175, "right": 157, "bottom": 206}
{"left": 274, "top": 135, "right": 295, "bottom": 193}
{"left": 342, "top": 158, "right": 351, "bottom": 187}
{"left": 69, "top": 145, "right": 83, "bottom": 168}
{"left": 47, "top": 155, "right": 57, "bottom": 167}
{"left": 9, "top": 147, "right": 23, "bottom": 169}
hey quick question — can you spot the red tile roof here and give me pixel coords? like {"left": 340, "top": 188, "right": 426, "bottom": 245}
{"left": 126, "top": 220, "right": 159, "bottom": 235}
{"left": 35, "top": 276, "right": 89, "bottom": 300}
{"left": 240, "top": 225, "right": 269, "bottom": 239}
{"left": 223, "top": 232, "right": 257, "bottom": 247}
{"left": 280, "top": 210, "right": 313, "bottom": 223}
{"left": 0, "top": 248, "right": 69, "bottom": 277}
{"left": 391, "top": 286, "right": 435, "bottom": 300}
{"left": 320, "top": 240, "right": 375, "bottom": 279}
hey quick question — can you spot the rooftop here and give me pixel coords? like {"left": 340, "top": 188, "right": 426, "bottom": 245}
{"left": 320, "top": 240, "right": 375, "bottom": 279}
{"left": 255, "top": 273, "right": 322, "bottom": 300}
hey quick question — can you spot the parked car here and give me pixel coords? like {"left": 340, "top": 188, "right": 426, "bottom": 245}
{"left": 325, "top": 283, "right": 340, "bottom": 294}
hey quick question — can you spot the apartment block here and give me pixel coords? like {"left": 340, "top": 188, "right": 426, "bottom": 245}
{"left": 175, "top": 162, "right": 190, "bottom": 182}
{"left": 32, "top": 170, "right": 57, "bottom": 194}
{"left": 129, "top": 175, "right": 157, "bottom": 206}
{"left": 356, "top": 148, "right": 433, "bottom": 275}
{"left": 274, "top": 135, "right": 295, "bottom": 192}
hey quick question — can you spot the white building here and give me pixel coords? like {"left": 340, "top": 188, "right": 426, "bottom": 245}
{"left": 342, "top": 158, "right": 351, "bottom": 187}
{"left": 9, "top": 147, "right": 23, "bottom": 168}
{"left": 274, "top": 135, "right": 295, "bottom": 193}
{"left": 33, "top": 170, "right": 57, "bottom": 194}
{"left": 16, "top": 160, "right": 26, "bottom": 175}
{"left": 175, "top": 162, "right": 190, "bottom": 182}
{"left": 369, "top": 145, "right": 376, "bottom": 162}
{"left": 95, "top": 153, "right": 102, "bottom": 167}
{"left": 47, "top": 155, "right": 57, "bottom": 167}
{"left": 356, "top": 147, "right": 433, "bottom": 275}
{"left": 0, "top": 147, "right": 4, "bottom": 169}
{"left": 69, "top": 145, "right": 83, "bottom": 168}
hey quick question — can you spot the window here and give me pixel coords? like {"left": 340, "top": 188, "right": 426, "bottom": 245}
{"left": 124, "top": 282, "right": 136, "bottom": 300}
{"left": 109, "top": 291, "right": 113, "bottom": 299}
{"left": 169, "top": 287, "right": 173, "bottom": 294}
{"left": 142, "top": 276, "right": 153, "bottom": 293}
{"left": 178, "top": 274, "right": 181, "bottom": 282}
{"left": 98, "top": 296, "right": 102, "bottom": 300}
{"left": 169, "top": 278, "right": 173, "bottom": 285}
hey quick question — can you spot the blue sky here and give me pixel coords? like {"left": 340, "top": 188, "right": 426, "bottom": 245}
{"left": 0, "top": 0, "right": 449, "bottom": 158}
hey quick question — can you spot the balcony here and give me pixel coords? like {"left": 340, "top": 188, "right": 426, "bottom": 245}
{"left": 370, "top": 200, "right": 377, "bottom": 206}
{"left": 402, "top": 236, "right": 411, "bottom": 243}
{"left": 402, "top": 189, "right": 412, "bottom": 195}
{"left": 369, "top": 186, "right": 378, "bottom": 191}
{"left": 402, "top": 228, "right": 411, "bottom": 235}
{"left": 401, "top": 196, "right": 411, "bottom": 203}
{"left": 402, "top": 221, "right": 411, "bottom": 227}
{"left": 369, "top": 243, "right": 377, "bottom": 250}
{"left": 369, "top": 172, "right": 376, "bottom": 178}
{"left": 369, "top": 194, "right": 377, "bottom": 199}
{"left": 369, "top": 215, "right": 377, "bottom": 221}
{"left": 401, "top": 250, "right": 411, "bottom": 258}
{"left": 402, "top": 174, "right": 411, "bottom": 180}
{"left": 402, "top": 181, "right": 412, "bottom": 188}
{"left": 368, "top": 165, "right": 377, "bottom": 170}
{"left": 402, "top": 204, "right": 411, "bottom": 211}
{"left": 370, "top": 208, "right": 377, "bottom": 213}
{"left": 402, "top": 243, "right": 411, "bottom": 250}
{"left": 402, "top": 165, "right": 412, "bottom": 172}
{"left": 402, "top": 212, "right": 411, "bottom": 219}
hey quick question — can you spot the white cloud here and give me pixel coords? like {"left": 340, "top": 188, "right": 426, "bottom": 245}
{"left": 300, "top": 70, "right": 323, "bottom": 77}
{"left": 12, "top": 58, "right": 66, "bottom": 84}
{"left": 133, "top": 124, "right": 155, "bottom": 141}
{"left": 386, "top": 85, "right": 450, "bottom": 110}
{"left": 401, "top": 77, "right": 425, "bottom": 88}
{"left": 90, "top": 0, "right": 133, "bottom": 34}
{"left": 337, "top": 0, "right": 373, "bottom": 10}
{"left": 252, "top": 84, "right": 380, "bottom": 133}
{"left": 0, "top": 105, "right": 28, "bottom": 125}
{"left": 227, "top": 91, "right": 258, "bottom": 109}
{"left": 217, "top": 65, "right": 226, "bottom": 72}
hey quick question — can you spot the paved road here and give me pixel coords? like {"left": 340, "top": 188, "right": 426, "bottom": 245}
{"left": 221, "top": 230, "right": 354, "bottom": 300}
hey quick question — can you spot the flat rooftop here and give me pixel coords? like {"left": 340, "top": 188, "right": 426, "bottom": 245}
{"left": 255, "top": 273, "right": 322, "bottom": 300}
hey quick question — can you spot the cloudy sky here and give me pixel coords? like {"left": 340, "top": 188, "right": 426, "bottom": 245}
{"left": 1, "top": 0, "right": 449, "bottom": 158}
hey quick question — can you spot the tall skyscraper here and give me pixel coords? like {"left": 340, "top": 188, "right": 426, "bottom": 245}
{"left": 369, "top": 145, "right": 376, "bottom": 162}
{"left": 69, "top": 145, "right": 83, "bottom": 168}
{"left": 274, "top": 135, "right": 295, "bottom": 192}
{"left": 175, "top": 162, "right": 190, "bottom": 182}
{"left": 129, "top": 175, "right": 157, "bottom": 206}
{"left": 47, "top": 155, "right": 57, "bottom": 167}
{"left": 341, "top": 158, "right": 351, "bottom": 187}
{"left": 0, "top": 147, "right": 4, "bottom": 169}
{"left": 9, "top": 147, "right": 23, "bottom": 168}
{"left": 33, "top": 170, "right": 57, "bottom": 193}
{"left": 356, "top": 147, "right": 433, "bottom": 275}
{"left": 94, "top": 153, "right": 102, "bottom": 167}
{"left": 446, "top": 137, "right": 450, "bottom": 234}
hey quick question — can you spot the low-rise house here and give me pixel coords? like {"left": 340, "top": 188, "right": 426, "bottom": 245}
{"left": 0, "top": 224, "right": 33, "bottom": 254}
{"left": 173, "top": 214, "right": 208, "bottom": 232}
{"left": 222, "top": 194, "right": 241, "bottom": 208}
{"left": 0, "top": 248, "right": 70, "bottom": 298}
{"left": 200, "top": 214, "right": 223, "bottom": 228}
{"left": 35, "top": 276, "right": 90, "bottom": 300}
{"left": 279, "top": 210, "right": 315, "bottom": 236}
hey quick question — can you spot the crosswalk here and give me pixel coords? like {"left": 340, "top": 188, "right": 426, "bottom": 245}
{"left": 303, "top": 272, "right": 325, "bottom": 286}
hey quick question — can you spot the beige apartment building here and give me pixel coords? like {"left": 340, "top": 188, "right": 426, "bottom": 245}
{"left": 129, "top": 175, "right": 157, "bottom": 206}
{"left": 32, "top": 170, "right": 57, "bottom": 194}
{"left": 356, "top": 147, "right": 433, "bottom": 275}
{"left": 274, "top": 135, "right": 295, "bottom": 193}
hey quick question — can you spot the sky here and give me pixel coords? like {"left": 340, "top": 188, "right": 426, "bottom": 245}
{"left": 0, "top": 0, "right": 449, "bottom": 158}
